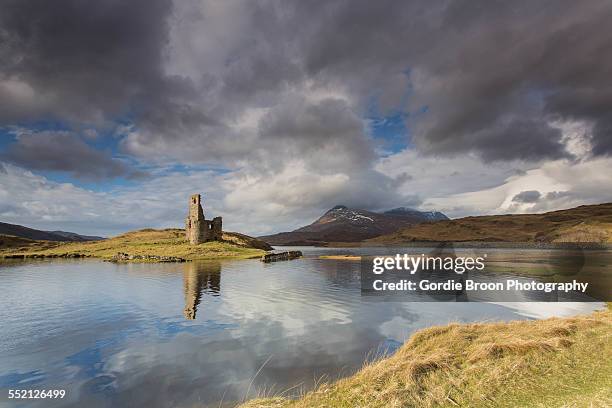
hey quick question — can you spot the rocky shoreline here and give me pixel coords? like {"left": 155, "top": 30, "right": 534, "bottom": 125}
{"left": 106, "top": 252, "right": 187, "bottom": 263}
{"left": 2, "top": 253, "right": 89, "bottom": 259}
{"left": 0, "top": 252, "right": 188, "bottom": 262}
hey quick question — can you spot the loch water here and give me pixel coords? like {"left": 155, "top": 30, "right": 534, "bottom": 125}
{"left": 0, "top": 247, "right": 605, "bottom": 407}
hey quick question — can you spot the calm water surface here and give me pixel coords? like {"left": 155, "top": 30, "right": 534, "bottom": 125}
{"left": 0, "top": 247, "right": 604, "bottom": 407}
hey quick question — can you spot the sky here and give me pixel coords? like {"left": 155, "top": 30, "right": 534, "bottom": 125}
{"left": 1, "top": 0, "right": 612, "bottom": 237}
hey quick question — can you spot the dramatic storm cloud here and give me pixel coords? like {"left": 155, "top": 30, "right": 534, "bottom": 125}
{"left": 2, "top": 130, "right": 148, "bottom": 180}
{"left": 512, "top": 191, "right": 542, "bottom": 204}
{"left": 1, "top": 0, "right": 612, "bottom": 234}
{"left": 0, "top": 0, "right": 174, "bottom": 123}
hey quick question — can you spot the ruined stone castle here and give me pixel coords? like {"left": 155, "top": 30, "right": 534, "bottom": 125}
{"left": 185, "top": 194, "right": 222, "bottom": 244}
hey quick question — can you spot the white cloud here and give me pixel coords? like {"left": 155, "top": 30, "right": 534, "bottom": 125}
{"left": 0, "top": 159, "right": 397, "bottom": 236}
{"left": 376, "top": 123, "right": 612, "bottom": 219}
{"left": 0, "top": 163, "right": 220, "bottom": 236}
{"left": 3, "top": 136, "right": 612, "bottom": 237}
{"left": 376, "top": 149, "right": 529, "bottom": 198}
{"left": 420, "top": 156, "right": 612, "bottom": 217}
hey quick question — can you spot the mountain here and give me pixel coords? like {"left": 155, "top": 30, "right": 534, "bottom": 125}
{"left": 0, "top": 221, "right": 104, "bottom": 242}
{"left": 46, "top": 231, "right": 105, "bottom": 241}
{"left": 368, "top": 203, "right": 612, "bottom": 244}
{"left": 382, "top": 207, "right": 448, "bottom": 221}
{"left": 259, "top": 205, "right": 448, "bottom": 245}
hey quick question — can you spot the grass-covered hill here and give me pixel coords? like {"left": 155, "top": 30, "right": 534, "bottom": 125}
{"left": 0, "top": 221, "right": 103, "bottom": 241}
{"left": 0, "top": 228, "right": 272, "bottom": 260}
{"left": 368, "top": 203, "right": 612, "bottom": 244}
{"left": 242, "top": 305, "right": 611, "bottom": 408}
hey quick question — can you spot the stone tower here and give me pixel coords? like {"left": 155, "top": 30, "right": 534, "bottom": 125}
{"left": 185, "top": 193, "right": 222, "bottom": 244}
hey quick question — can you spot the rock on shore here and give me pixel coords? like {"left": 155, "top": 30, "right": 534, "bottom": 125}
{"left": 260, "top": 251, "right": 303, "bottom": 263}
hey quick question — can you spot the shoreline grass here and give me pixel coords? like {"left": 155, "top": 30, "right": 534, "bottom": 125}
{"left": 241, "top": 305, "right": 612, "bottom": 408}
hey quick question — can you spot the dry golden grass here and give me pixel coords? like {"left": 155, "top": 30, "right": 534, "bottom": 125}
{"left": 0, "top": 228, "right": 270, "bottom": 260}
{"left": 368, "top": 203, "right": 612, "bottom": 244}
{"left": 318, "top": 255, "right": 362, "bottom": 261}
{"left": 241, "top": 306, "right": 612, "bottom": 408}
{"left": 0, "top": 234, "right": 59, "bottom": 250}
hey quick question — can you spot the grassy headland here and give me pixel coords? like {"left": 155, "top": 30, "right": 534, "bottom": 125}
{"left": 242, "top": 305, "right": 612, "bottom": 408}
{"left": 0, "top": 228, "right": 272, "bottom": 260}
{"left": 367, "top": 203, "right": 612, "bottom": 245}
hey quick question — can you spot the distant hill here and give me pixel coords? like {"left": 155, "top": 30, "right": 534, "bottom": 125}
{"left": 259, "top": 205, "right": 448, "bottom": 245}
{"left": 368, "top": 203, "right": 612, "bottom": 244}
{"left": 0, "top": 221, "right": 104, "bottom": 242}
{"left": 46, "top": 231, "right": 104, "bottom": 241}
{"left": 382, "top": 207, "right": 448, "bottom": 221}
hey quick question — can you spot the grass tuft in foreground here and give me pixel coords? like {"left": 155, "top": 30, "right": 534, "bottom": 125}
{"left": 241, "top": 306, "right": 612, "bottom": 408}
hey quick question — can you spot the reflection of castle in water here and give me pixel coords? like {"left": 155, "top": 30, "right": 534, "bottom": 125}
{"left": 183, "top": 261, "right": 221, "bottom": 320}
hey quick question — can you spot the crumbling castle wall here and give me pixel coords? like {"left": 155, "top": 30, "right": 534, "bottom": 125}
{"left": 185, "top": 194, "right": 223, "bottom": 244}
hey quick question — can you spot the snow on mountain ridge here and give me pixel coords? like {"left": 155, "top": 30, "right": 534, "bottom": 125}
{"left": 322, "top": 206, "right": 376, "bottom": 224}
{"left": 260, "top": 205, "right": 448, "bottom": 244}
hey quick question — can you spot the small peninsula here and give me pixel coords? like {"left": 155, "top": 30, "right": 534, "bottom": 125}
{"left": 0, "top": 228, "right": 272, "bottom": 261}
{"left": 0, "top": 194, "right": 272, "bottom": 261}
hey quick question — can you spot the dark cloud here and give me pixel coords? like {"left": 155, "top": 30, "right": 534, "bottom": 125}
{"left": 512, "top": 190, "right": 541, "bottom": 203}
{"left": 2, "top": 131, "right": 148, "bottom": 180}
{"left": 0, "top": 0, "right": 175, "bottom": 123}
{"left": 289, "top": 0, "right": 612, "bottom": 160}
{"left": 394, "top": 172, "right": 414, "bottom": 184}
{"left": 1, "top": 0, "right": 612, "bottom": 194}
{"left": 396, "top": 195, "right": 423, "bottom": 209}
{"left": 0, "top": 202, "right": 19, "bottom": 215}
{"left": 257, "top": 96, "right": 374, "bottom": 173}
{"left": 419, "top": 115, "right": 569, "bottom": 162}
{"left": 545, "top": 191, "right": 572, "bottom": 200}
